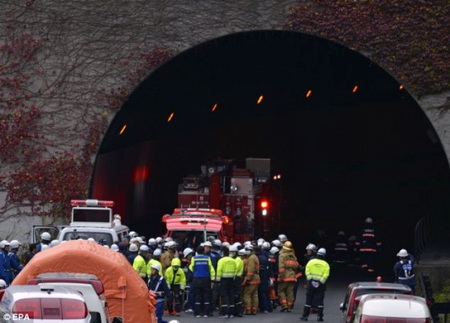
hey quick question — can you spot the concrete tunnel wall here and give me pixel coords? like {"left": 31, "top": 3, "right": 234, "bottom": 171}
{"left": 90, "top": 31, "right": 450, "bottom": 259}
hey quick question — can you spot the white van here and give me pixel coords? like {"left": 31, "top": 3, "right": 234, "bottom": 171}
{"left": 354, "top": 293, "right": 432, "bottom": 323}
{"left": 33, "top": 200, "right": 130, "bottom": 246}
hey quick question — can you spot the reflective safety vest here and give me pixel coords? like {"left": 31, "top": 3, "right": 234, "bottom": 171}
{"left": 189, "top": 255, "right": 215, "bottom": 279}
{"left": 133, "top": 254, "right": 147, "bottom": 278}
{"left": 305, "top": 258, "right": 330, "bottom": 284}
{"left": 147, "top": 258, "right": 163, "bottom": 276}
{"left": 234, "top": 256, "right": 244, "bottom": 278}
{"left": 216, "top": 256, "right": 237, "bottom": 281}
{"left": 164, "top": 266, "right": 187, "bottom": 289}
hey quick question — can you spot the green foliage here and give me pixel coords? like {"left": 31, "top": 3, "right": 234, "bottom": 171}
{"left": 286, "top": 0, "right": 450, "bottom": 97}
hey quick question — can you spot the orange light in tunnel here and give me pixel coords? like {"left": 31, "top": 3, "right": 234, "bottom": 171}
{"left": 352, "top": 85, "right": 359, "bottom": 93}
{"left": 257, "top": 95, "right": 264, "bottom": 104}
{"left": 306, "top": 90, "right": 312, "bottom": 98}
{"left": 119, "top": 125, "right": 127, "bottom": 135}
{"left": 167, "top": 112, "right": 175, "bottom": 122}
{"left": 211, "top": 103, "right": 218, "bottom": 112}
{"left": 399, "top": 84, "right": 404, "bottom": 90}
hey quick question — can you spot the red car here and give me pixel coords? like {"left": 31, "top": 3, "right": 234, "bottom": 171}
{"left": 339, "top": 281, "right": 413, "bottom": 323}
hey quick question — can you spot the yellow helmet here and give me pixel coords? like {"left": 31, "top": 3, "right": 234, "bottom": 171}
{"left": 171, "top": 258, "right": 181, "bottom": 267}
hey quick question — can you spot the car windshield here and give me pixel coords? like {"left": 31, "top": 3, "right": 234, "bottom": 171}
{"left": 171, "top": 230, "right": 218, "bottom": 250}
{"left": 356, "top": 288, "right": 410, "bottom": 298}
{"left": 62, "top": 232, "right": 114, "bottom": 245}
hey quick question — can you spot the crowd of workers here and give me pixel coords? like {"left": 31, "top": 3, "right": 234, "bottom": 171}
{"left": 0, "top": 217, "right": 417, "bottom": 323}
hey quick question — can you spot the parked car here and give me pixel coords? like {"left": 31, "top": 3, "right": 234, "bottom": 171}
{"left": 353, "top": 293, "right": 432, "bottom": 323}
{"left": 26, "top": 272, "right": 110, "bottom": 323}
{"left": 0, "top": 285, "right": 91, "bottom": 322}
{"left": 340, "top": 281, "right": 413, "bottom": 323}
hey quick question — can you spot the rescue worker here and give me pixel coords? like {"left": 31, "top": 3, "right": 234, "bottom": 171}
{"left": 300, "top": 248, "right": 330, "bottom": 322}
{"left": 278, "top": 234, "right": 288, "bottom": 244}
{"left": 216, "top": 246, "right": 237, "bottom": 318}
{"left": 127, "top": 243, "right": 139, "bottom": 265}
{"left": 189, "top": 245, "right": 215, "bottom": 318}
{"left": 256, "top": 245, "right": 272, "bottom": 313}
{"left": 0, "top": 279, "right": 7, "bottom": 289}
{"left": 8, "top": 240, "right": 23, "bottom": 281}
{"left": 278, "top": 241, "right": 300, "bottom": 312}
{"left": 233, "top": 245, "right": 245, "bottom": 317}
{"left": 37, "top": 232, "right": 51, "bottom": 252}
{"left": 148, "top": 263, "right": 171, "bottom": 323}
{"left": 165, "top": 258, "right": 186, "bottom": 316}
{"left": 181, "top": 247, "right": 195, "bottom": 314}
{"left": 393, "top": 249, "right": 416, "bottom": 294}
{"left": 355, "top": 217, "right": 382, "bottom": 274}
{"left": 268, "top": 246, "right": 280, "bottom": 310}
{"left": 0, "top": 241, "right": 12, "bottom": 285}
{"left": 203, "top": 240, "right": 219, "bottom": 315}
{"left": 304, "top": 243, "right": 317, "bottom": 262}
{"left": 148, "top": 248, "right": 163, "bottom": 279}
{"left": 133, "top": 245, "right": 150, "bottom": 281}
{"left": 242, "top": 244, "right": 260, "bottom": 315}
{"left": 161, "top": 241, "right": 178, "bottom": 274}
{"left": 332, "top": 231, "right": 349, "bottom": 266}
{"left": 24, "top": 243, "right": 38, "bottom": 265}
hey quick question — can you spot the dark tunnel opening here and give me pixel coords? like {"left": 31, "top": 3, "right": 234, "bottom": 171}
{"left": 91, "top": 30, "right": 450, "bottom": 273}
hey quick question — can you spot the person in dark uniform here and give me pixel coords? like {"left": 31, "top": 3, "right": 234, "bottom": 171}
{"left": 355, "top": 217, "right": 382, "bottom": 274}
{"left": 393, "top": 249, "right": 416, "bottom": 294}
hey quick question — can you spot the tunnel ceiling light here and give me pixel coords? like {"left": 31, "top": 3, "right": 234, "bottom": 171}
{"left": 167, "top": 112, "right": 175, "bottom": 122}
{"left": 119, "top": 125, "right": 127, "bottom": 135}
{"left": 211, "top": 103, "right": 218, "bottom": 112}
{"left": 399, "top": 84, "right": 404, "bottom": 90}
{"left": 257, "top": 95, "right": 264, "bottom": 105}
{"left": 306, "top": 90, "right": 312, "bottom": 98}
{"left": 352, "top": 85, "right": 359, "bottom": 93}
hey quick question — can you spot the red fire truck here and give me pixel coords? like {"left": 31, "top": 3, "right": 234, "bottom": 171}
{"left": 162, "top": 158, "right": 277, "bottom": 245}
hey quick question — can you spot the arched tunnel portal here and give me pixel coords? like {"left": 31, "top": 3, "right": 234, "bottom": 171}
{"left": 91, "top": 30, "right": 450, "bottom": 267}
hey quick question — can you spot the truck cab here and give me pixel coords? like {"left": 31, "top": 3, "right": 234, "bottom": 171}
{"left": 162, "top": 208, "right": 230, "bottom": 250}
{"left": 32, "top": 200, "right": 130, "bottom": 246}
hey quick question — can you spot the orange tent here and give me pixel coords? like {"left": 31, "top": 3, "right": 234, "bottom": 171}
{"left": 13, "top": 240, "right": 156, "bottom": 323}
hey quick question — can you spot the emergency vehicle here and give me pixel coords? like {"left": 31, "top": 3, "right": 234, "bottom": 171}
{"left": 162, "top": 158, "right": 278, "bottom": 246}
{"left": 32, "top": 199, "right": 130, "bottom": 246}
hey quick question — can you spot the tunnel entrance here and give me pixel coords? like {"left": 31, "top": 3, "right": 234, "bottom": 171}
{"left": 91, "top": 30, "right": 450, "bottom": 257}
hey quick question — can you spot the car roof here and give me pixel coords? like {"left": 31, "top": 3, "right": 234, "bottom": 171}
{"left": 349, "top": 281, "right": 412, "bottom": 291}
{"left": 359, "top": 294, "right": 430, "bottom": 318}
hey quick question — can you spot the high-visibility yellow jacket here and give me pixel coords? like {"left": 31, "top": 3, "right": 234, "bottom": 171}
{"left": 147, "top": 258, "right": 163, "bottom": 276}
{"left": 305, "top": 258, "right": 330, "bottom": 284}
{"left": 133, "top": 254, "right": 147, "bottom": 278}
{"left": 216, "top": 256, "right": 237, "bottom": 281}
{"left": 235, "top": 256, "right": 244, "bottom": 279}
{"left": 164, "top": 266, "right": 187, "bottom": 289}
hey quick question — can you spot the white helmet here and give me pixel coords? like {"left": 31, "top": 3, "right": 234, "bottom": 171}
{"left": 87, "top": 237, "right": 96, "bottom": 242}
{"left": 10, "top": 240, "right": 21, "bottom": 249}
{"left": 41, "top": 244, "right": 49, "bottom": 251}
{"left": 129, "top": 231, "right": 138, "bottom": 238}
{"left": 153, "top": 248, "right": 162, "bottom": 256}
{"left": 257, "top": 238, "right": 265, "bottom": 246}
{"left": 269, "top": 247, "right": 279, "bottom": 254}
{"left": 262, "top": 241, "right": 271, "bottom": 250}
{"left": 0, "top": 279, "right": 7, "bottom": 289}
{"left": 222, "top": 241, "right": 231, "bottom": 248}
{"left": 50, "top": 240, "right": 60, "bottom": 247}
{"left": 278, "top": 234, "right": 288, "bottom": 242}
{"left": 41, "top": 232, "right": 51, "bottom": 241}
{"left": 129, "top": 244, "right": 138, "bottom": 252}
{"left": 140, "top": 245, "right": 150, "bottom": 252}
{"left": 0, "top": 240, "right": 10, "bottom": 249}
{"left": 230, "top": 245, "right": 239, "bottom": 252}
{"left": 151, "top": 263, "right": 161, "bottom": 272}
{"left": 213, "top": 239, "right": 222, "bottom": 247}
{"left": 183, "top": 247, "right": 194, "bottom": 258}
{"left": 111, "top": 244, "right": 119, "bottom": 252}
{"left": 306, "top": 243, "right": 317, "bottom": 251}
{"left": 163, "top": 236, "right": 173, "bottom": 242}
{"left": 271, "top": 239, "right": 282, "bottom": 248}
{"left": 397, "top": 249, "right": 408, "bottom": 257}
{"left": 317, "top": 248, "right": 326, "bottom": 256}
{"left": 148, "top": 238, "right": 157, "bottom": 246}
{"left": 155, "top": 237, "right": 163, "bottom": 244}
{"left": 365, "top": 217, "right": 373, "bottom": 224}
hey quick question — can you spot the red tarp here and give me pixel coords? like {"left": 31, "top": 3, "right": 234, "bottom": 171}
{"left": 13, "top": 240, "right": 156, "bottom": 323}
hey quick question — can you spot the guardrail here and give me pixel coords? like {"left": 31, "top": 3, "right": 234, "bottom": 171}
{"left": 420, "top": 273, "right": 450, "bottom": 323}
{"left": 414, "top": 215, "right": 432, "bottom": 263}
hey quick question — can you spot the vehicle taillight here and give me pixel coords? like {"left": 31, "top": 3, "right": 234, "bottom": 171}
{"left": 62, "top": 299, "right": 88, "bottom": 319}
{"left": 12, "top": 298, "right": 42, "bottom": 319}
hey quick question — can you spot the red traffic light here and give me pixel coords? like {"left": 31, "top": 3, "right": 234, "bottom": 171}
{"left": 260, "top": 200, "right": 269, "bottom": 209}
